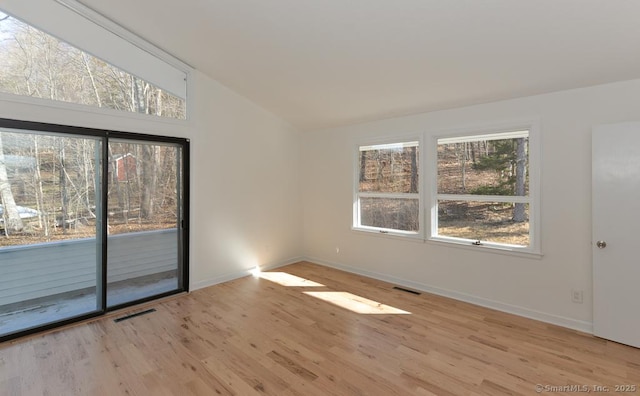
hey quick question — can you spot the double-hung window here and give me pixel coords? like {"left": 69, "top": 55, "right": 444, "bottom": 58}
{"left": 353, "top": 125, "right": 540, "bottom": 254}
{"left": 431, "top": 129, "right": 538, "bottom": 252}
{"left": 353, "top": 141, "right": 421, "bottom": 236}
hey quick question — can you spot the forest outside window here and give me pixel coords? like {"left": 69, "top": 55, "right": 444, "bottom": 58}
{"left": 433, "top": 130, "right": 535, "bottom": 251}
{"left": 354, "top": 141, "right": 421, "bottom": 236}
{"left": 0, "top": 8, "right": 187, "bottom": 119}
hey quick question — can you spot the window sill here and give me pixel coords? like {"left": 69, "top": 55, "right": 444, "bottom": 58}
{"left": 0, "top": 93, "right": 192, "bottom": 128}
{"left": 426, "top": 237, "right": 543, "bottom": 259}
{"left": 351, "top": 228, "right": 543, "bottom": 259}
{"left": 351, "top": 227, "right": 424, "bottom": 242}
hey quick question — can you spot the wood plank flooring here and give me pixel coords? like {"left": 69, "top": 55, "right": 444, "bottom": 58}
{"left": 1, "top": 261, "right": 639, "bottom": 395}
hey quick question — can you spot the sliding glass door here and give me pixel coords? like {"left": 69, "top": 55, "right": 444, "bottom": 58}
{"left": 106, "top": 140, "right": 184, "bottom": 308}
{"left": 0, "top": 119, "right": 188, "bottom": 341}
{"left": 0, "top": 128, "right": 103, "bottom": 336}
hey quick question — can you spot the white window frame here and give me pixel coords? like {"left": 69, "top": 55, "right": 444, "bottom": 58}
{"left": 0, "top": 0, "right": 192, "bottom": 120}
{"left": 427, "top": 121, "right": 541, "bottom": 255}
{"left": 352, "top": 137, "right": 423, "bottom": 239}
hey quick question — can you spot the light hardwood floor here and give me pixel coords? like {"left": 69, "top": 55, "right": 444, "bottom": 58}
{"left": 1, "top": 261, "right": 639, "bottom": 395}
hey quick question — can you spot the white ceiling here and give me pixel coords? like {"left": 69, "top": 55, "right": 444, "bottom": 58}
{"left": 81, "top": 0, "right": 640, "bottom": 131}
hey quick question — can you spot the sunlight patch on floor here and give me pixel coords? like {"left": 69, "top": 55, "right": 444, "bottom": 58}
{"left": 304, "top": 291, "right": 411, "bottom": 314}
{"left": 259, "top": 272, "right": 326, "bottom": 287}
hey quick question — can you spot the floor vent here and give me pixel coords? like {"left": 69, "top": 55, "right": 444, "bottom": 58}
{"left": 393, "top": 286, "right": 421, "bottom": 295}
{"left": 114, "top": 308, "right": 156, "bottom": 323}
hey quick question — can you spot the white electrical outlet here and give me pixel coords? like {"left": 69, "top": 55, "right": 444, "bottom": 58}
{"left": 571, "top": 289, "right": 584, "bottom": 304}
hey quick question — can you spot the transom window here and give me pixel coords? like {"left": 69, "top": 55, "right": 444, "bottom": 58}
{"left": 354, "top": 141, "right": 420, "bottom": 236}
{"left": 0, "top": 7, "right": 186, "bottom": 119}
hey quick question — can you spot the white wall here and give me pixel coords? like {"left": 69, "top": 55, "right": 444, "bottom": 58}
{"left": 5, "top": 64, "right": 640, "bottom": 333}
{"left": 300, "top": 79, "right": 640, "bottom": 332}
{"left": 0, "top": 70, "right": 303, "bottom": 290}
{"left": 189, "top": 72, "right": 302, "bottom": 287}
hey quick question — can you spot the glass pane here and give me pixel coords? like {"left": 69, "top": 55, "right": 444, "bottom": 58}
{"left": 0, "top": 12, "right": 185, "bottom": 119}
{"left": 0, "top": 129, "right": 102, "bottom": 337}
{"left": 359, "top": 143, "right": 419, "bottom": 193}
{"left": 107, "top": 140, "right": 182, "bottom": 307}
{"left": 360, "top": 197, "right": 419, "bottom": 232}
{"left": 438, "top": 137, "right": 528, "bottom": 196}
{"left": 437, "top": 200, "right": 529, "bottom": 246}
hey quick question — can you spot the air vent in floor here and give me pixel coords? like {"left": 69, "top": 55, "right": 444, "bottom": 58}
{"left": 393, "top": 286, "right": 421, "bottom": 295}
{"left": 114, "top": 308, "right": 157, "bottom": 323}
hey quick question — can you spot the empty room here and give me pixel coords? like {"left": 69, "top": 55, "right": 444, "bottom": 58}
{"left": 1, "top": 1, "right": 640, "bottom": 395}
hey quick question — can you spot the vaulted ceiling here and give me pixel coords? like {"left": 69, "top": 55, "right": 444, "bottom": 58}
{"left": 80, "top": 0, "right": 640, "bottom": 130}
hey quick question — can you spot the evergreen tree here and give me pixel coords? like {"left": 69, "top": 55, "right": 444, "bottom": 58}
{"left": 471, "top": 138, "right": 527, "bottom": 222}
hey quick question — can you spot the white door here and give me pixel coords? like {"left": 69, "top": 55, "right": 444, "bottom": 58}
{"left": 592, "top": 122, "right": 640, "bottom": 348}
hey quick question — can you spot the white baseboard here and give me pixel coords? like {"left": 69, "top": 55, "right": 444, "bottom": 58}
{"left": 189, "top": 256, "right": 303, "bottom": 291}
{"left": 304, "top": 256, "right": 593, "bottom": 334}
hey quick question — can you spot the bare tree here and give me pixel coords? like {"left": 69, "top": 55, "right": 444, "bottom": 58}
{"left": 33, "top": 135, "right": 50, "bottom": 238}
{"left": 455, "top": 142, "right": 468, "bottom": 193}
{"left": 1, "top": 15, "right": 185, "bottom": 119}
{"left": 359, "top": 150, "right": 367, "bottom": 183}
{"left": 0, "top": 133, "right": 24, "bottom": 232}
{"left": 409, "top": 146, "right": 418, "bottom": 193}
{"left": 140, "top": 144, "right": 158, "bottom": 219}
{"left": 0, "top": 14, "right": 186, "bottom": 241}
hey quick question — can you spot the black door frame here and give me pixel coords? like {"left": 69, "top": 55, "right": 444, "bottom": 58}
{"left": 0, "top": 118, "right": 189, "bottom": 342}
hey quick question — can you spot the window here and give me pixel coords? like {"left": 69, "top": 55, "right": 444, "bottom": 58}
{"left": 0, "top": 3, "right": 187, "bottom": 119}
{"left": 353, "top": 126, "right": 539, "bottom": 254}
{"left": 431, "top": 129, "right": 538, "bottom": 252}
{"left": 354, "top": 141, "right": 421, "bottom": 236}
{"left": 0, "top": 118, "right": 189, "bottom": 342}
